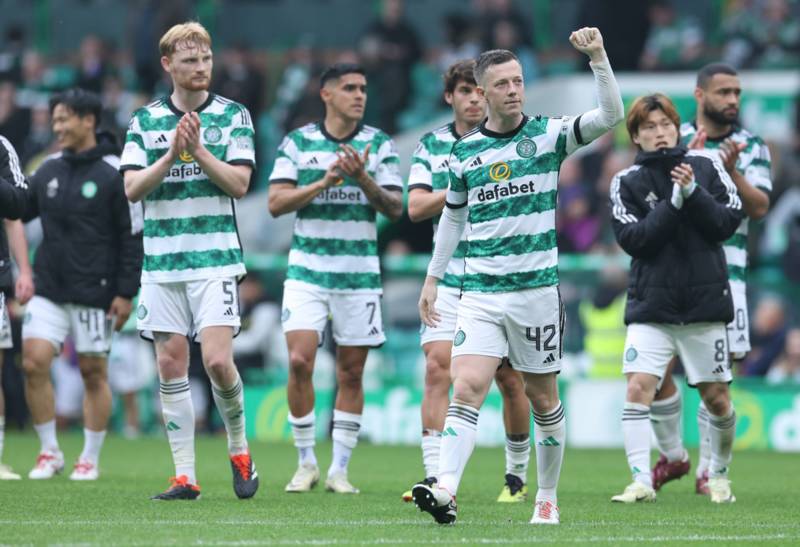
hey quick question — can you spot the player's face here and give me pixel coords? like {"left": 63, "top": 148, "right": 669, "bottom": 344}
{"left": 163, "top": 42, "right": 213, "bottom": 92}
{"left": 51, "top": 104, "right": 94, "bottom": 151}
{"left": 321, "top": 73, "right": 367, "bottom": 122}
{"left": 478, "top": 60, "right": 524, "bottom": 119}
{"left": 633, "top": 109, "right": 679, "bottom": 151}
{"left": 445, "top": 80, "right": 485, "bottom": 128}
{"left": 698, "top": 74, "right": 741, "bottom": 126}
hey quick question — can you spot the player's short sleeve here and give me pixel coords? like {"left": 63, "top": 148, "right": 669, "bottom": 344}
{"left": 120, "top": 114, "right": 148, "bottom": 172}
{"left": 374, "top": 136, "right": 403, "bottom": 192}
{"left": 408, "top": 139, "right": 432, "bottom": 192}
{"left": 268, "top": 134, "right": 299, "bottom": 185}
{"left": 225, "top": 106, "right": 256, "bottom": 167}
{"left": 446, "top": 148, "right": 467, "bottom": 207}
{"left": 744, "top": 137, "right": 772, "bottom": 194}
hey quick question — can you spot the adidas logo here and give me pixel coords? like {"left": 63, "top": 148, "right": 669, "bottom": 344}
{"left": 712, "top": 365, "right": 725, "bottom": 374}
{"left": 543, "top": 353, "right": 556, "bottom": 364}
{"left": 368, "top": 326, "right": 380, "bottom": 336}
{"left": 156, "top": 134, "right": 168, "bottom": 144}
{"left": 737, "top": 334, "right": 746, "bottom": 343}
{"left": 438, "top": 159, "right": 449, "bottom": 170}
{"left": 308, "top": 156, "right": 319, "bottom": 165}
{"left": 442, "top": 426, "right": 458, "bottom": 437}
{"left": 537, "top": 435, "right": 560, "bottom": 447}
{"left": 224, "top": 307, "right": 235, "bottom": 317}
{"left": 166, "top": 421, "right": 181, "bottom": 431}
{"left": 468, "top": 156, "right": 483, "bottom": 168}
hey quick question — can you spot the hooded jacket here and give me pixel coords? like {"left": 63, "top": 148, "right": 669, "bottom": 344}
{"left": 24, "top": 132, "right": 143, "bottom": 309}
{"left": 609, "top": 146, "right": 744, "bottom": 325}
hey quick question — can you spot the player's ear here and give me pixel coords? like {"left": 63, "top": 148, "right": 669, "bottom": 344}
{"left": 444, "top": 91, "right": 454, "bottom": 106}
{"left": 631, "top": 132, "right": 640, "bottom": 146}
{"left": 160, "top": 55, "right": 171, "bottom": 74}
{"left": 693, "top": 86, "right": 703, "bottom": 103}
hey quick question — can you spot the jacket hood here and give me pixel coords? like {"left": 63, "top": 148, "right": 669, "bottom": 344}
{"left": 62, "top": 131, "right": 120, "bottom": 163}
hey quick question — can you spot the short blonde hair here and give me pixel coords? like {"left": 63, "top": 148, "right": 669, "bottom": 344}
{"left": 159, "top": 22, "right": 212, "bottom": 58}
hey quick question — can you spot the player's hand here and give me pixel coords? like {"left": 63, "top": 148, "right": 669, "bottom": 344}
{"left": 14, "top": 271, "right": 34, "bottom": 305}
{"left": 418, "top": 276, "right": 441, "bottom": 328}
{"left": 108, "top": 296, "right": 133, "bottom": 331}
{"left": 180, "top": 113, "right": 203, "bottom": 155}
{"left": 569, "top": 27, "right": 606, "bottom": 62}
{"left": 670, "top": 163, "right": 694, "bottom": 187}
{"left": 719, "top": 138, "right": 745, "bottom": 174}
{"left": 686, "top": 127, "right": 707, "bottom": 150}
{"left": 168, "top": 124, "right": 187, "bottom": 161}
{"left": 321, "top": 160, "right": 344, "bottom": 189}
{"left": 337, "top": 143, "right": 371, "bottom": 184}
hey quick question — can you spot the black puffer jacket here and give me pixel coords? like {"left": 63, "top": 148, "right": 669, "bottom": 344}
{"left": 23, "top": 132, "right": 143, "bottom": 309}
{"left": 609, "top": 146, "right": 744, "bottom": 325}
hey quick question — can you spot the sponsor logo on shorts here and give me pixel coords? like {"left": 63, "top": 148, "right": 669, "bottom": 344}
{"left": 453, "top": 329, "right": 466, "bottom": 346}
{"left": 136, "top": 304, "right": 148, "bottom": 320}
{"left": 223, "top": 307, "right": 235, "bottom": 317}
{"left": 543, "top": 353, "right": 556, "bottom": 364}
{"left": 281, "top": 308, "right": 291, "bottom": 322}
{"left": 516, "top": 138, "right": 537, "bottom": 158}
{"left": 625, "top": 347, "right": 638, "bottom": 362}
{"left": 712, "top": 365, "right": 725, "bottom": 374}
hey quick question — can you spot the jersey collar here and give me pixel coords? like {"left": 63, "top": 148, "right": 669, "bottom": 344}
{"left": 166, "top": 92, "right": 216, "bottom": 117}
{"left": 319, "top": 121, "right": 363, "bottom": 143}
{"left": 479, "top": 114, "right": 529, "bottom": 139}
{"left": 691, "top": 120, "right": 739, "bottom": 143}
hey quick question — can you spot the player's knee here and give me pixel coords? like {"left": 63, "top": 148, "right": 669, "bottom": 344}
{"left": 702, "top": 385, "right": 731, "bottom": 416}
{"left": 21, "top": 356, "right": 49, "bottom": 380}
{"left": 337, "top": 363, "right": 364, "bottom": 390}
{"left": 203, "top": 353, "right": 234, "bottom": 379}
{"left": 424, "top": 355, "right": 449, "bottom": 390}
{"left": 288, "top": 350, "right": 314, "bottom": 380}
{"left": 496, "top": 370, "right": 525, "bottom": 399}
{"left": 80, "top": 366, "right": 108, "bottom": 391}
{"left": 625, "top": 376, "right": 654, "bottom": 404}
{"left": 526, "top": 387, "right": 557, "bottom": 415}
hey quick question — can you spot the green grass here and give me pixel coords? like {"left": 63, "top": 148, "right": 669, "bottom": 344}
{"left": 0, "top": 432, "right": 797, "bottom": 545}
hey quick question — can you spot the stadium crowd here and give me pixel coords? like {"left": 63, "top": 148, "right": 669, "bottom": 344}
{"left": 0, "top": 0, "right": 798, "bottom": 444}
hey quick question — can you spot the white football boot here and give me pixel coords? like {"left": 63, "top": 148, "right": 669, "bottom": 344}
{"left": 28, "top": 450, "right": 65, "bottom": 479}
{"left": 530, "top": 500, "right": 560, "bottom": 524}
{"left": 0, "top": 463, "right": 21, "bottom": 480}
{"left": 611, "top": 481, "right": 657, "bottom": 503}
{"left": 325, "top": 470, "right": 360, "bottom": 494}
{"left": 708, "top": 476, "right": 736, "bottom": 503}
{"left": 69, "top": 459, "right": 99, "bottom": 481}
{"left": 285, "top": 463, "right": 320, "bottom": 493}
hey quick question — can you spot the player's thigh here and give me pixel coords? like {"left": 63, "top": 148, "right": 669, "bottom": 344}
{"left": 22, "top": 296, "right": 70, "bottom": 354}
{"left": 137, "top": 282, "right": 192, "bottom": 340}
{"left": 675, "top": 322, "right": 732, "bottom": 386}
{"left": 622, "top": 323, "right": 676, "bottom": 380}
{"left": 281, "top": 282, "right": 329, "bottom": 336}
{"left": 504, "top": 286, "right": 564, "bottom": 375}
{"left": 188, "top": 277, "right": 240, "bottom": 338}
{"left": 450, "top": 292, "right": 507, "bottom": 361}
{"left": 726, "top": 280, "right": 750, "bottom": 358}
{"left": 330, "top": 292, "right": 385, "bottom": 347}
{"left": 419, "top": 287, "right": 459, "bottom": 347}
{"left": 67, "top": 305, "right": 113, "bottom": 355}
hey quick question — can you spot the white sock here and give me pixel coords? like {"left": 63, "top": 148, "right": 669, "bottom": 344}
{"left": 650, "top": 390, "right": 686, "bottom": 462}
{"left": 34, "top": 419, "right": 60, "bottom": 453}
{"left": 438, "top": 403, "right": 479, "bottom": 496}
{"left": 211, "top": 372, "right": 247, "bottom": 455}
{"left": 421, "top": 429, "right": 441, "bottom": 479}
{"left": 696, "top": 401, "right": 711, "bottom": 478}
{"left": 160, "top": 376, "right": 196, "bottom": 484}
{"left": 708, "top": 405, "right": 736, "bottom": 478}
{"left": 622, "top": 402, "right": 652, "bottom": 488}
{"left": 289, "top": 410, "right": 317, "bottom": 467}
{"left": 505, "top": 434, "right": 531, "bottom": 483}
{"left": 328, "top": 409, "right": 361, "bottom": 476}
{"left": 80, "top": 429, "right": 106, "bottom": 465}
{"left": 533, "top": 402, "right": 565, "bottom": 503}
{"left": 0, "top": 416, "right": 5, "bottom": 462}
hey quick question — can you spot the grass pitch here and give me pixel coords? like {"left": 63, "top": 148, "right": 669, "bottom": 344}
{"left": 0, "top": 432, "right": 797, "bottom": 545}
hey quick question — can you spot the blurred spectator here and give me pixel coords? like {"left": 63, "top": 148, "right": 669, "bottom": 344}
{"left": 576, "top": 0, "right": 650, "bottom": 71}
{"left": 639, "top": 0, "right": 704, "bottom": 71}
{"left": 721, "top": 0, "right": 800, "bottom": 69}
{"left": 436, "top": 13, "right": 481, "bottom": 73}
{"left": 214, "top": 44, "right": 266, "bottom": 122}
{"left": 359, "top": 0, "right": 422, "bottom": 134}
{"left": 18, "top": 102, "right": 52, "bottom": 167}
{"left": 743, "top": 296, "right": 789, "bottom": 375}
{"left": 578, "top": 262, "right": 628, "bottom": 378}
{"left": 766, "top": 328, "right": 800, "bottom": 383}
{"left": 0, "top": 81, "right": 31, "bottom": 151}
{"left": 75, "top": 35, "right": 110, "bottom": 94}
{"left": 131, "top": 0, "right": 191, "bottom": 95}
{"left": 0, "top": 26, "right": 26, "bottom": 84}
{"left": 557, "top": 159, "right": 600, "bottom": 253}
{"left": 489, "top": 18, "right": 540, "bottom": 81}
{"left": 233, "top": 276, "right": 281, "bottom": 372}
{"left": 101, "top": 74, "right": 141, "bottom": 142}
{"left": 474, "top": 0, "right": 533, "bottom": 52}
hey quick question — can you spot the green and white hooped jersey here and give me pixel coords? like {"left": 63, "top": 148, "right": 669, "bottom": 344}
{"left": 447, "top": 115, "right": 578, "bottom": 293}
{"left": 680, "top": 122, "right": 772, "bottom": 283}
{"left": 269, "top": 123, "right": 402, "bottom": 294}
{"left": 120, "top": 94, "right": 255, "bottom": 283}
{"left": 409, "top": 122, "right": 466, "bottom": 290}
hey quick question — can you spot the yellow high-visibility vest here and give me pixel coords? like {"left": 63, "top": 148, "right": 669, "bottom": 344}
{"left": 579, "top": 294, "right": 627, "bottom": 378}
